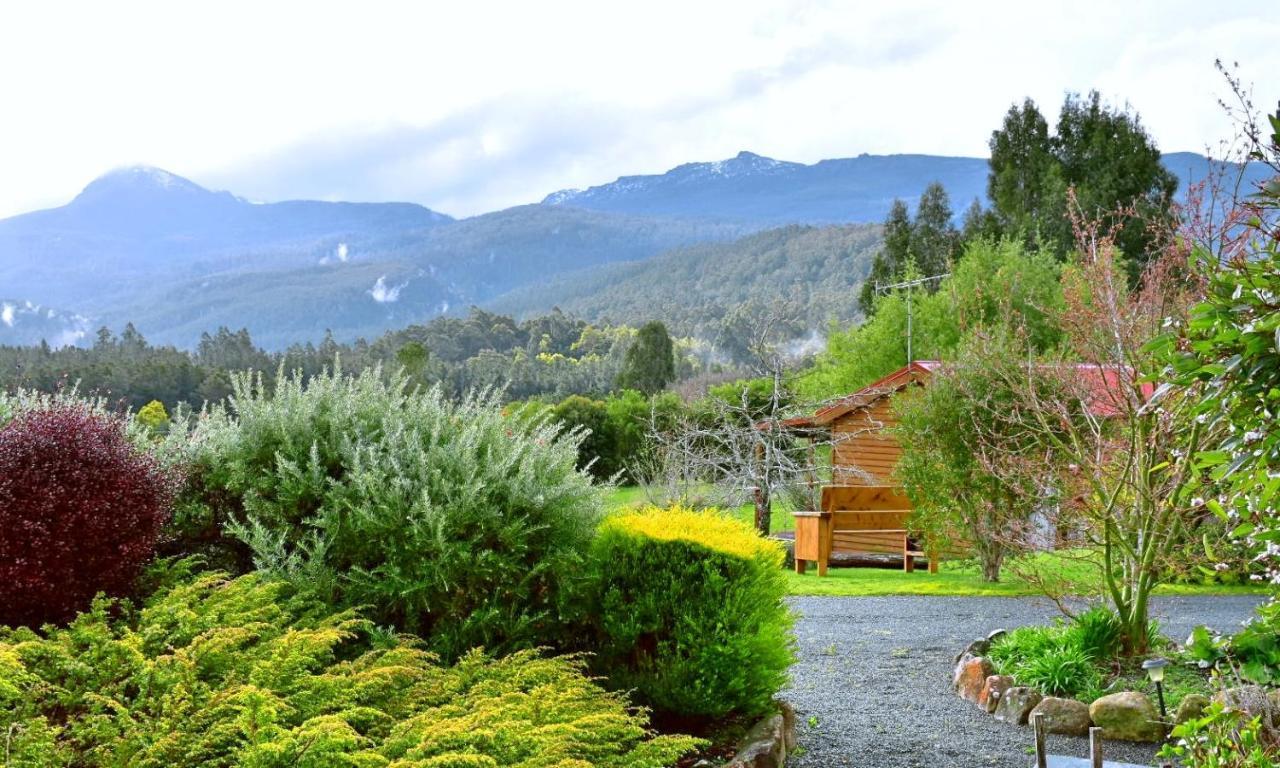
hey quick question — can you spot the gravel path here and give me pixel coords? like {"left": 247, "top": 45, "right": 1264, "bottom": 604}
{"left": 782, "top": 595, "right": 1264, "bottom": 768}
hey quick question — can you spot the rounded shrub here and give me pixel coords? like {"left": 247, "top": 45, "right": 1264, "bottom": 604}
{"left": 171, "top": 366, "right": 604, "bottom": 660}
{"left": 589, "top": 505, "right": 794, "bottom": 719}
{"left": 0, "top": 568, "right": 701, "bottom": 767}
{"left": 0, "top": 404, "right": 177, "bottom": 627}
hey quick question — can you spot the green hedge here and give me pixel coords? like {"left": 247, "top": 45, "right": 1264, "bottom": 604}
{"left": 0, "top": 566, "right": 700, "bottom": 767}
{"left": 162, "top": 366, "right": 603, "bottom": 660}
{"left": 589, "top": 506, "right": 794, "bottom": 719}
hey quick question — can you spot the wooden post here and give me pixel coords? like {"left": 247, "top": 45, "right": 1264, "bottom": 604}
{"left": 817, "top": 513, "right": 831, "bottom": 577}
{"left": 1031, "top": 713, "right": 1047, "bottom": 768}
{"left": 903, "top": 537, "right": 915, "bottom": 573}
{"left": 1089, "top": 727, "right": 1103, "bottom": 768}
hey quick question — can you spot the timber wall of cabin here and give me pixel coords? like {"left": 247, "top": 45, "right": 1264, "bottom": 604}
{"left": 831, "top": 397, "right": 902, "bottom": 486}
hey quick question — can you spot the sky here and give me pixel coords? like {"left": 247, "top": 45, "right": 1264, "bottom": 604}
{"left": 1, "top": 1, "right": 1277, "bottom": 219}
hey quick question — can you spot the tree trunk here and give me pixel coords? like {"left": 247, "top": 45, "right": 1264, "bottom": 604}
{"left": 753, "top": 486, "right": 772, "bottom": 537}
{"left": 979, "top": 540, "right": 1004, "bottom": 582}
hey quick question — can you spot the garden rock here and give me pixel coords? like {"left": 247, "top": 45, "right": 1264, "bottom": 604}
{"left": 954, "top": 656, "right": 994, "bottom": 704}
{"left": 723, "top": 710, "right": 789, "bottom": 768}
{"left": 1175, "top": 694, "right": 1209, "bottom": 725}
{"left": 1213, "top": 685, "right": 1275, "bottom": 727}
{"left": 993, "top": 686, "right": 1042, "bottom": 725}
{"left": 1029, "top": 697, "right": 1091, "bottom": 736}
{"left": 979, "top": 674, "right": 1015, "bottom": 714}
{"left": 1089, "top": 691, "right": 1165, "bottom": 742}
{"left": 778, "top": 700, "right": 797, "bottom": 752}
{"left": 954, "top": 638, "right": 991, "bottom": 665}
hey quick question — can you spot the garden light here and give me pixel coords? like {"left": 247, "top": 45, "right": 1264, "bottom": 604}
{"left": 1142, "top": 658, "right": 1169, "bottom": 719}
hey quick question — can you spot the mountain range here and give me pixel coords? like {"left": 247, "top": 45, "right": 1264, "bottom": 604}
{"left": 0, "top": 151, "right": 1268, "bottom": 349}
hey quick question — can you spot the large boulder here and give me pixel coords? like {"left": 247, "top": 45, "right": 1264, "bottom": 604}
{"left": 1029, "top": 697, "right": 1092, "bottom": 736}
{"left": 1089, "top": 691, "right": 1166, "bottom": 742}
{"left": 980, "top": 675, "right": 1016, "bottom": 714}
{"left": 1175, "top": 694, "right": 1210, "bottom": 725}
{"left": 994, "top": 686, "right": 1043, "bottom": 725}
{"left": 954, "top": 656, "right": 994, "bottom": 705}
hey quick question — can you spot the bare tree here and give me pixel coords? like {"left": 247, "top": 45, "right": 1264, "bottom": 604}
{"left": 637, "top": 302, "right": 864, "bottom": 535}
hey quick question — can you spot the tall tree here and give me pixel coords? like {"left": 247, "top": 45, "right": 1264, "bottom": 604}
{"left": 986, "top": 92, "right": 1177, "bottom": 277}
{"left": 988, "top": 99, "right": 1061, "bottom": 244}
{"left": 859, "top": 199, "right": 912, "bottom": 315}
{"left": 1054, "top": 91, "right": 1178, "bottom": 277}
{"left": 859, "top": 187, "right": 956, "bottom": 316}
{"left": 617, "top": 321, "right": 675, "bottom": 395}
{"left": 910, "top": 181, "right": 959, "bottom": 278}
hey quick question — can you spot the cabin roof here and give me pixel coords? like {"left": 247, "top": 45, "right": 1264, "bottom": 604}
{"left": 810, "top": 359, "right": 1151, "bottom": 425}
{"left": 811, "top": 360, "right": 940, "bottom": 424}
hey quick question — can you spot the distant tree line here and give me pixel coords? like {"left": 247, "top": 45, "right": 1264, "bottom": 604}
{"left": 0, "top": 309, "right": 697, "bottom": 414}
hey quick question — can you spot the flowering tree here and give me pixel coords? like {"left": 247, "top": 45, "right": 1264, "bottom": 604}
{"left": 960, "top": 196, "right": 1215, "bottom": 654}
{"left": 1173, "top": 93, "right": 1280, "bottom": 583}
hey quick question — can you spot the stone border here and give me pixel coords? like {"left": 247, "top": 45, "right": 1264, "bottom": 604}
{"left": 719, "top": 700, "right": 796, "bottom": 768}
{"left": 952, "top": 631, "right": 1170, "bottom": 743}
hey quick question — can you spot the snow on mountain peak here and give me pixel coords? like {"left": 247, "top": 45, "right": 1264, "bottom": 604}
{"left": 541, "top": 151, "right": 796, "bottom": 206}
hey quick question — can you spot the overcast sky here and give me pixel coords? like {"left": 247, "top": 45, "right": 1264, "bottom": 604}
{"left": 1, "top": 1, "right": 1276, "bottom": 219}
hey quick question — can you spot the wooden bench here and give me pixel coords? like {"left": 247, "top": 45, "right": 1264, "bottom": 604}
{"left": 793, "top": 485, "right": 937, "bottom": 576}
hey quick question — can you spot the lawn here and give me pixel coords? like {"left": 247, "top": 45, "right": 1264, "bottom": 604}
{"left": 785, "top": 551, "right": 1268, "bottom": 597}
{"left": 606, "top": 487, "right": 1267, "bottom": 598}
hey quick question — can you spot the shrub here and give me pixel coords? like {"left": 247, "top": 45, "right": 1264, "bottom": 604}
{"left": 1073, "top": 605, "right": 1124, "bottom": 662}
{"left": 136, "top": 399, "right": 170, "bottom": 433}
{"left": 1159, "top": 702, "right": 1279, "bottom": 768}
{"left": 1014, "top": 644, "right": 1101, "bottom": 698}
{"left": 987, "top": 611, "right": 1118, "bottom": 699}
{"left": 168, "top": 366, "right": 603, "bottom": 659}
{"left": 988, "top": 625, "right": 1065, "bottom": 672}
{"left": 0, "top": 568, "right": 701, "bottom": 767}
{"left": 0, "top": 404, "right": 177, "bottom": 627}
{"left": 1187, "top": 602, "right": 1280, "bottom": 686}
{"left": 589, "top": 506, "right": 794, "bottom": 719}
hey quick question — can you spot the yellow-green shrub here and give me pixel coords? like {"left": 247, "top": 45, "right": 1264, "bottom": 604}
{"left": 0, "top": 566, "right": 700, "bottom": 767}
{"left": 589, "top": 506, "right": 794, "bottom": 719}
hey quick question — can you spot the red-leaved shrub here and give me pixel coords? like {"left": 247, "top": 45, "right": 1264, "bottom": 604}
{"left": 0, "top": 405, "right": 177, "bottom": 627}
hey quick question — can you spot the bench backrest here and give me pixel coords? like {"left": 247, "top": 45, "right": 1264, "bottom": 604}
{"left": 821, "top": 484, "right": 912, "bottom": 513}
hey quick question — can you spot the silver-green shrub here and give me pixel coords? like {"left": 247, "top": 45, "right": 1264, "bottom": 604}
{"left": 169, "top": 365, "right": 604, "bottom": 659}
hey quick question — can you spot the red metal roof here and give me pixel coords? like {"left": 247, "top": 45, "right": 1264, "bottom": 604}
{"left": 810, "top": 359, "right": 1150, "bottom": 424}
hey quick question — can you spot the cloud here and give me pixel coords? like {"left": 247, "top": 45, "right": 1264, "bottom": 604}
{"left": 369, "top": 275, "right": 407, "bottom": 304}
{"left": 0, "top": 1, "right": 1275, "bottom": 218}
{"left": 1, "top": 303, "right": 14, "bottom": 327}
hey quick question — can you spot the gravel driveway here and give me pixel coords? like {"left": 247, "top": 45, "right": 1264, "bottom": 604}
{"left": 782, "top": 595, "right": 1264, "bottom": 768}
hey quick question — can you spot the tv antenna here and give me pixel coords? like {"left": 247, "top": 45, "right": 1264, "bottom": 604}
{"left": 875, "top": 273, "right": 949, "bottom": 365}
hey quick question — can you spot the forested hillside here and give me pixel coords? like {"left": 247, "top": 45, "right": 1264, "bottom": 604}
{"left": 490, "top": 224, "right": 881, "bottom": 343}
{"left": 101, "top": 205, "right": 751, "bottom": 349}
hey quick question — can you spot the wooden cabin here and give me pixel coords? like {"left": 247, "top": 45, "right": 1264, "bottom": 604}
{"left": 810, "top": 360, "right": 938, "bottom": 485}
{"left": 792, "top": 361, "right": 940, "bottom": 576}
{"left": 791, "top": 360, "right": 1147, "bottom": 575}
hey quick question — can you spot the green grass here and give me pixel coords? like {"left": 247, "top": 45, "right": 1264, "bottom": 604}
{"left": 604, "top": 487, "right": 1267, "bottom": 598}
{"left": 786, "top": 552, "right": 1268, "bottom": 597}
